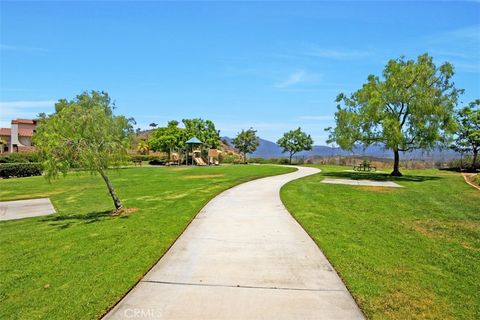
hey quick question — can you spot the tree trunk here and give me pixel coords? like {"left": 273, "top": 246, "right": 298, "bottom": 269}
{"left": 289, "top": 152, "right": 293, "bottom": 164}
{"left": 98, "top": 168, "right": 123, "bottom": 211}
{"left": 472, "top": 149, "right": 478, "bottom": 171}
{"left": 244, "top": 152, "right": 247, "bottom": 164}
{"left": 391, "top": 148, "right": 402, "bottom": 176}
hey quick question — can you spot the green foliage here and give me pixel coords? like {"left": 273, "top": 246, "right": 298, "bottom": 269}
{"left": 0, "top": 163, "right": 43, "bottom": 178}
{"left": 148, "top": 121, "right": 187, "bottom": 154}
{"left": 148, "top": 159, "right": 167, "bottom": 166}
{"left": 232, "top": 128, "right": 260, "bottom": 162}
{"left": 136, "top": 140, "right": 150, "bottom": 155}
{"left": 0, "top": 152, "right": 39, "bottom": 163}
{"left": 128, "top": 154, "right": 161, "bottom": 162}
{"left": 182, "top": 118, "right": 221, "bottom": 148}
{"left": 328, "top": 54, "right": 461, "bottom": 175}
{"left": 33, "top": 90, "right": 134, "bottom": 210}
{"left": 451, "top": 99, "right": 480, "bottom": 170}
{"left": 277, "top": 127, "right": 313, "bottom": 164}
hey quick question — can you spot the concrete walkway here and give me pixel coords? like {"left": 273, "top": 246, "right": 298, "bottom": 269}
{"left": 0, "top": 198, "right": 56, "bottom": 221}
{"left": 104, "top": 166, "right": 364, "bottom": 320}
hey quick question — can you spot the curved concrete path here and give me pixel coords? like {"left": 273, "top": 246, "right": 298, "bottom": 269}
{"left": 104, "top": 166, "right": 364, "bottom": 319}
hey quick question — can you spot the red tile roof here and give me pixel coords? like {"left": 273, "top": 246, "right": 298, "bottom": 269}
{"left": 12, "top": 119, "right": 36, "bottom": 125}
{"left": 0, "top": 128, "right": 11, "bottom": 136}
{"left": 18, "top": 128, "right": 34, "bottom": 137}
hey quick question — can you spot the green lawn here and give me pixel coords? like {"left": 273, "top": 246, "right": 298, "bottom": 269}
{"left": 281, "top": 166, "right": 480, "bottom": 319}
{"left": 0, "top": 165, "right": 295, "bottom": 319}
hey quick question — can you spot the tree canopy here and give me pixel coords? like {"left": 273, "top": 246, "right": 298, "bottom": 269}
{"left": 327, "top": 54, "right": 461, "bottom": 176}
{"left": 277, "top": 127, "right": 313, "bottom": 164}
{"left": 148, "top": 120, "right": 187, "bottom": 156}
{"left": 33, "top": 90, "right": 134, "bottom": 211}
{"left": 182, "top": 118, "right": 220, "bottom": 148}
{"left": 232, "top": 128, "right": 260, "bottom": 162}
{"left": 451, "top": 99, "right": 480, "bottom": 170}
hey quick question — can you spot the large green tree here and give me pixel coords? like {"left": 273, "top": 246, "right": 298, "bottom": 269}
{"left": 327, "top": 54, "right": 461, "bottom": 176}
{"left": 277, "top": 127, "right": 313, "bottom": 164}
{"left": 182, "top": 118, "right": 220, "bottom": 148}
{"left": 33, "top": 91, "right": 134, "bottom": 211}
{"left": 232, "top": 128, "right": 260, "bottom": 163}
{"left": 148, "top": 120, "right": 187, "bottom": 157}
{"left": 451, "top": 99, "right": 480, "bottom": 171}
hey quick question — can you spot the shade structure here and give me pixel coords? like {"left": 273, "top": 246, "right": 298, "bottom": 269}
{"left": 185, "top": 137, "right": 203, "bottom": 165}
{"left": 185, "top": 137, "right": 202, "bottom": 144}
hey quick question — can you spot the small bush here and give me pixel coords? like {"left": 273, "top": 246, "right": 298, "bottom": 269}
{"left": 148, "top": 159, "right": 166, "bottom": 166}
{"left": 0, "top": 163, "right": 43, "bottom": 178}
{"left": 0, "top": 152, "right": 39, "bottom": 163}
{"left": 129, "top": 154, "right": 161, "bottom": 162}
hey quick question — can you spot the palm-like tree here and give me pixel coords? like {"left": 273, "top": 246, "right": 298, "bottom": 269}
{"left": 137, "top": 140, "right": 149, "bottom": 155}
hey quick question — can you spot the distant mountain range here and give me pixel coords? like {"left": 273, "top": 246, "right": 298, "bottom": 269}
{"left": 222, "top": 137, "right": 460, "bottom": 161}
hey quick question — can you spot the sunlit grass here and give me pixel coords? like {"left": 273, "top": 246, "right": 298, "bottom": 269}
{"left": 281, "top": 166, "right": 480, "bottom": 319}
{"left": 0, "top": 165, "right": 295, "bottom": 319}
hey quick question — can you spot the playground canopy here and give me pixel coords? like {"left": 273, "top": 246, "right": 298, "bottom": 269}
{"left": 185, "top": 137, "right": 202, "bottom": 145}
{"left": 185, "top": 137, "right": 203, "bottom": 165}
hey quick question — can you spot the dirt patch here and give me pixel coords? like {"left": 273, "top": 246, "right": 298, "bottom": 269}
{"left": 410, "top": 219, "right": 479, "bottom": 251}
{"left": 113, "top": 207, "right": 139, "bottom": 216}
{"left": 356, "top": 186, "right": 396, "bottom": 193}
{"left": 182, "top": 174, "right": 225, "bottom": 179}
{"left": 370, "top": 289, "right": 452, "bottom": 320}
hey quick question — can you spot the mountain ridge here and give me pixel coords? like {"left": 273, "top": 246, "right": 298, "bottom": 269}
{"left": 222, "top": 137, "right": 459, "bottom": 161}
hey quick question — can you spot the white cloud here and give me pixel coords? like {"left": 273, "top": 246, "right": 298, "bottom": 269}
{"left": 274, "top": 71, "right": 307, "bottom": 88}
{"left": 304, "top": 46, "right": 371, "bottom": 59}
{"left": 0, "top": 100, "right": 56, "bottom": 119}
{"left": 427, "top": 25, "right": 480, "bottom": 73}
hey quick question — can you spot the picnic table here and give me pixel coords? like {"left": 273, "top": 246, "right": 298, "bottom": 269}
{"left": 132, "top": 159, "right": 142, "bottom": 166}
{"left": 353, "top": 163, "right": 376, "bottom": 172}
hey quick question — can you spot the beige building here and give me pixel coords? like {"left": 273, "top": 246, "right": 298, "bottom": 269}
{"left": 0, "top": 119, "right": 38, "bottom": 153}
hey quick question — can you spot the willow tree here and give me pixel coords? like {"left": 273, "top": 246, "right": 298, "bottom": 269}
{"left": 328, "top": 54, "right": 461, "bottom": 176}
{"left": 33, "top": 91, "right": 134, "bottom": 212}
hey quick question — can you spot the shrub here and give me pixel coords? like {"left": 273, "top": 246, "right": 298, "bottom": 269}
{"left": 0, "top": 163, "right": 43, "bottom": 178}
{"left": 129, "top": 154, "right": 162, "bottom": 162}
{"left": 148, "top": 159, "right": 166, "bottom": 166}
{"left": 0, "top": 152, "right": 39, "bottom": 163}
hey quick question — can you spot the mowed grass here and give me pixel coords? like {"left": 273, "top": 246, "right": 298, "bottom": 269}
{"left": 281, "top": 166, "right": 480, "bottom": 319}
{"left": 0, "top": 165, "right": 295, "bottom": 319}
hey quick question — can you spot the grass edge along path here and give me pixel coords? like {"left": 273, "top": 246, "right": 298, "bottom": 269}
{"left": 280, "top": 165, "right": 480, "bottom": 319}
{"left": 0, "top": 165, "right": 296, "bottom": 319}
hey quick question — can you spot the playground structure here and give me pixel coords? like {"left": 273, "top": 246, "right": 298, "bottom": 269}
{"left": 208, "top": 148, "right": 221, "bottom": 165}
{"left": 184, "top": 136, "right": 221, "bottom": 166}
{"left": 167, "top": 152, "right": 181, "bottom": 166}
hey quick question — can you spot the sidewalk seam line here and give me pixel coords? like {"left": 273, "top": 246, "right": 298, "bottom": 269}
{"left": 141, "top": 280, "right": 345, "bottom": 292}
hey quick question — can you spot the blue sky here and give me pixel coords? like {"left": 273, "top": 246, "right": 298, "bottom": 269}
{"left": 1, "top": 1, "right": 479, "bottom": 144}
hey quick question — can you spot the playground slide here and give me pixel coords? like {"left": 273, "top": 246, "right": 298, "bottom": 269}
{"left": 194, "top": 157, "right": 207, "bottom": 166}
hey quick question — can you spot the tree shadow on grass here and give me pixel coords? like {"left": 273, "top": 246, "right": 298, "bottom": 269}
{"left": 40, "top": 210, "right": 129, "bottom": 229}
{"left": 322, "top": 171, "right": 442, "bottom": 182}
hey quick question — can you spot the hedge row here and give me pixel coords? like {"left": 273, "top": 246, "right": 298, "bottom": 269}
{"left": 0, "top": 163, "right": 43, "bottom": 178}
{"left": 0, "top": 152, "right": 40, "bottom": 163}
{"left": 128, "top": 154, "right": 164, "bottom": 162}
